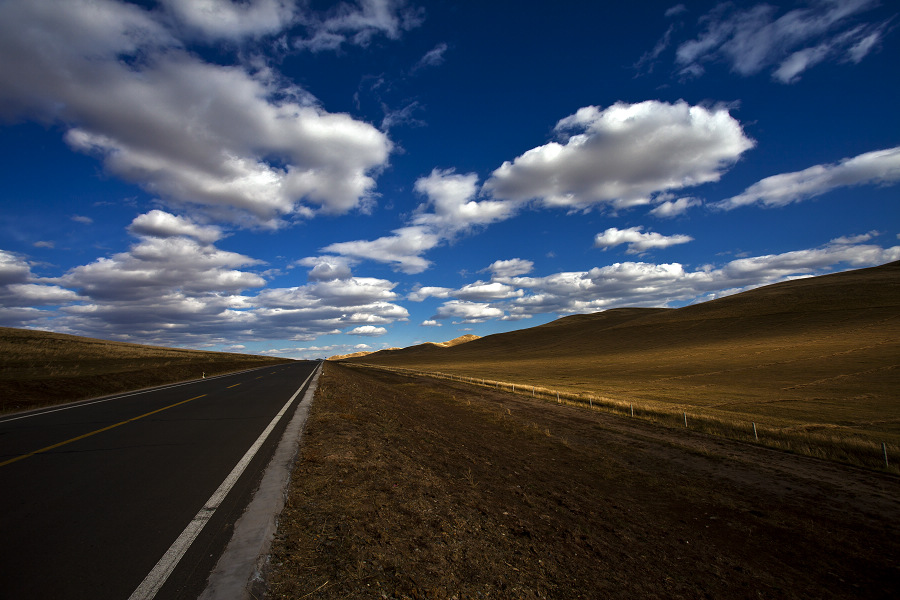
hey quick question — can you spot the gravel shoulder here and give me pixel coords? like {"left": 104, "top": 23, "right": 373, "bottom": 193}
{"left": 265, "top": 362, "right": 900, "bottom": 599}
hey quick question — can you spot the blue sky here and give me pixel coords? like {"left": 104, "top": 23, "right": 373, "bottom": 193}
{"left": 0, "top": 0, "right": 898, "bottom": 359}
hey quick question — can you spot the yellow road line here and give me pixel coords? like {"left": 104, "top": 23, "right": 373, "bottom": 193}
{"left": 227, "top": 383, "right": 241, "bottom": 388}
{"left": 0, "top": 395, "right": 208, "bottom": 468}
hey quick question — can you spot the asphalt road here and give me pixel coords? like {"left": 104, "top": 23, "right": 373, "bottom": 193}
{"left": 0, "top": 360, "right": 319, "bottom": 600}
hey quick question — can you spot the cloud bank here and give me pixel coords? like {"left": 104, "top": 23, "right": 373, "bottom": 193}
{"left": 0, "top": 0, "right": 393, "bottom": 228}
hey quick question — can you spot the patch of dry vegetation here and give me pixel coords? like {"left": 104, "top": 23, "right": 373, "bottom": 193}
{"left": 346, "top": 262, "right": 900, "bottom": 453}
{"left": 266, "top": 363, "right": 900, "bottom": 599}
{"left": 0, "top": 327, "right": 292, "bottom": 413}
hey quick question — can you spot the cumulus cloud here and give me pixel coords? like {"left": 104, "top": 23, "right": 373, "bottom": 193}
{"left": 421, "top": 319, "right": 441, "bottom": 326}
{"left": 649, "top": 196, "right": 702, "bottom": 218}
{"left": 297, "top": 255, "right": 355, "bottom": 281}
{"left": 412, "top": 168, "right": 518, "bottom": 233}
{"left": 594, "top": 226, "right": 693, "bottom": 254}
{"left": 408, "top": 286, "right": 452, "bottom": 302}
{"left": 0, "top": 250, "right": 82, "bottom": 324}
{"left": 59, "top": 236, "right": 265, "bottom": 302}
{"left": 486, "top": 258, "right": 534, "bottom": 278}
{"left": 326, "top": 101, "right": 750, "bottom": 275}
{"left": 0, "top": 229, "right": 408, "bottom": 345}
{"left": 321, "top": 226, "right": 440, "bottom": 274}
{"left": 0, "top": 0, "right": 392, "bottom": 228}
{"left": 674, "top": 0, "right": 888, "bottom": 83}
{"left": 717, "top": 146, "right": 900, "bottom": 210}
{"left": 433, "top": 300, "right": 505, "bottom": 324}
{"left": 161, "top": 0, "right": 296, "bottom": 40}
{"left": 347, "top": 325, "right": 387, "bottom": 336}
{"left": 484, "top": 100, "right": 754, "bottom": 209}
{"left": 129, "top": 210, "right": 224, "bottom": 244}
{"left": 455, "top": 281, "right": 523, "bottom": 301}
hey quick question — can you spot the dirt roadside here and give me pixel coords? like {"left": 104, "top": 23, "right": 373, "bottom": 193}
{"left": 265, "top": 362, "right": 900, "bottom": 599}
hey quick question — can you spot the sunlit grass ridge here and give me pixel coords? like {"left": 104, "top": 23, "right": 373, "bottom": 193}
{"left": 344, "top": 261, "right": 900, "bottom": 470}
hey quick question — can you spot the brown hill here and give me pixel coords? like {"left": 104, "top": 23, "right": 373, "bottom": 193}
{"left": 347, "top": 261, "right": 900, "bottom": 442}
{"left": 0, "top": 327, "right": 293, "bottom": 413}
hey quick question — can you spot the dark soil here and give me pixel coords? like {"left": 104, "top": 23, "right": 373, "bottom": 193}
{"left": 265, "top": 362, "right": 900, "bottom": 599}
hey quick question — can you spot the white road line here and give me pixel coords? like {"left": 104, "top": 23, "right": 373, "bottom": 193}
{"left": 127, "top": 365, "right": 319, "bottom": 600}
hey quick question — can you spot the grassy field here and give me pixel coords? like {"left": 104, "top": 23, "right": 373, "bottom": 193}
{"left": 0, "top": 327, "right": 293, "bottom": 413}
{"left": 266, "top": 363, "right": 900, "bottom": 599}
{"left": 344, "top": 261, "right": 900, "bottom": 464}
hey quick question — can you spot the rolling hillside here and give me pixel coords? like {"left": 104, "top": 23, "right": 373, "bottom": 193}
{"left": 0, "top": 327, "right": 293, "bottom": 413}
{"left": 346, "top": 261, "right": 900, "bottom": 441}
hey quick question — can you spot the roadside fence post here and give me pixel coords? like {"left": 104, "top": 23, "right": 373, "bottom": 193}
{"left": 884, "top": 443, "right": 890, "bottom": 468}
{"left": 630, "top": 404, "right": 633, "bottom": 417}
{"left": 753, "top": 422, "right": 758, "bottom": 441}
{"left": 557, "top": 391, "right": 560, "bottom": 404}
{"left": 683, "top": 412, "right": 687, "bottom": 427}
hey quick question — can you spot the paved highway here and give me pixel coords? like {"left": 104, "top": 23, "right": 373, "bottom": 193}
{"left": 0, "top": 360, "right": 319, "bottom": 599}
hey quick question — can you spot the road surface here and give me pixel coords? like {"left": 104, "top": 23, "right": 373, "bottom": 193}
{"left": 0, "top": 360, "right": 318, "bottom": 599}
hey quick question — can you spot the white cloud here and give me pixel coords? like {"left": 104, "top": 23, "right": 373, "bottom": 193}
{"left": 649, "top": 196, "right": 702, "bottom": 218}
{"left": 293, "top": 0, "right": 424, "bottom": 52}
{"left": 347, "top": 325, "right": 387, "bottom": 337}
{"left": 59, "top": 236, "right": 265, "bottom": 301}
{"left": 71, "top": 215, "right": 94, "bottom": 225}
{"left": 433, "top": 300, "right": 504, "bottom": 324}
{"left": 297, "top": 255, "right": 355, "bottom": 281}
{"left": 717, "top": 146, "right": 900, "bottom": 210}
{"left": 486, "top": 258, "right": 534, "bottom": 278}
{"left": 0, "top": 0, "right": 392, "bottom": 228}
{"left": 421, "top": 319, "right": 441, "bottom": 327}
{"left": 326, "top": 169, "right": 520, "bottom": 274}
{"left": 412, "top": 168, "right": 518, "bottom": 234}
{"left": 484, "top": 100, "right": 754, "bottom": 210}
{"left": 0, "top": 250, "right": 32, "bottom": 285}
{"left": 322, "top": 226, "right": 440, "bottom": 274}
{"left": 455, "top": 281, "right": 523, "bottom": 301}
{"left": 408, "top": 286, "right": 452, "bottom": 302}
{"left": 50, "top": 248, "right": 405, "bottom": 345}
{"left": 674, "top": 0, "right": 887, "bottom": 83}
{"left": 830, "top": 231, "right": 878, "bottom": 245}
{"left": 413, "top": 42, "right": 448, "bottom": 71}
{"left": 129, "top": 210, "right": 223, "bottom": 244}
{"left": 432, "top": 237, "right": 900, "bottom": 321}
{"left": 161, "top": 0, "right": 296, "bottom": 40}
{"left": 594, "top": 226, "right": 693, "bottom": 254}
{"left": 0, "top": 250, "right": 83, "bottom": 324}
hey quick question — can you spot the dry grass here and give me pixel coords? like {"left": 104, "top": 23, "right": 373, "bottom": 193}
{"left": 345, "top": 261, "right": 900, "bottom": 469}
{"left": 266, "top": 363, "right": 900, "bottom": 599}
{"left": 0, "top": 326, "right": 292, "bottom": 413}
{"left": 356, "top": 365, "right": 900, "bottom": 473}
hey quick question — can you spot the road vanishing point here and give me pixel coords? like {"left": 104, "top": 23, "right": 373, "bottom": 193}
{"left": 0, "top": 360, "right": 319, "bottom": 599}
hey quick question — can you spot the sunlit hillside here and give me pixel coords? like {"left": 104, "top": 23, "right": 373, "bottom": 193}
{"left": 346, "top": 261, "right": 900, "bottom": 443}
